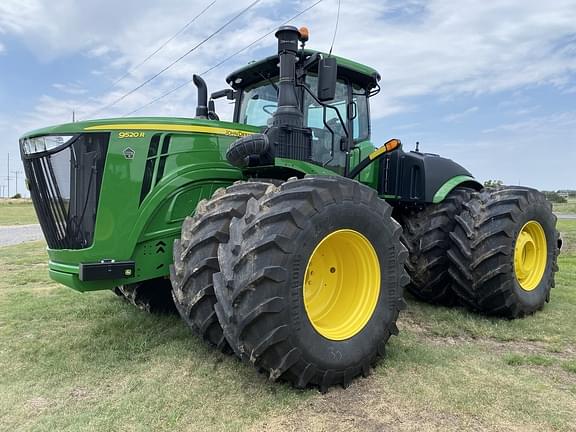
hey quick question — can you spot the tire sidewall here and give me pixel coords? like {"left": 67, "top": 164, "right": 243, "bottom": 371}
{"left": 511, "top": 203, "right": 556, "bottom": 308}
{"left": 286, "top": 200, "right": 401, "bottom": 370}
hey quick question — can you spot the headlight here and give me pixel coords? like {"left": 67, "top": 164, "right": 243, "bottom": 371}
{"left": 21, "top": 135, "right": 75, "bottom": 155}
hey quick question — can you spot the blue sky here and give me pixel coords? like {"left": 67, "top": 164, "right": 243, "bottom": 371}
{"left": 0, "top": 0, "right": 575, "bottom": 197}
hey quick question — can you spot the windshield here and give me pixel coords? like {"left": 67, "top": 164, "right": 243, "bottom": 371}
{"left": 238, "top": 79, "right": 278, "bottom": 127}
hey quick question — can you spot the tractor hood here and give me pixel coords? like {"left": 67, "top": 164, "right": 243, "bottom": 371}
{"left": 20, "top": 116, "right": 259, "bottom": 141}
{"left": 20, "top": 117, "right": 259, "bottom": 292}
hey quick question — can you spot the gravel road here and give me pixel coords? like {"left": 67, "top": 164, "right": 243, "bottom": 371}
{"left": 0, "top": 213, "right": 574, "bottom": 248}
{"left": 0, "top": 224, "right": 44, "bottom": 247}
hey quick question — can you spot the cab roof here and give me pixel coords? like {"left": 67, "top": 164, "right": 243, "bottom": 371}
{"left": 226, "top": 49, "right": 381, "bottom": 91}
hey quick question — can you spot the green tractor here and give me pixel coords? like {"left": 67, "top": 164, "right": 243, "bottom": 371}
{"left": 20, "top": 26, "right": 560, "bottom": 390}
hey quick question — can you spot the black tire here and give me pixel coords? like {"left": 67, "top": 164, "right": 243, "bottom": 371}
{"left": 170, "top": 181, "right": 273, "bottom": 351}
{"left": 448, "top": 186, "right": 560, "bottom": 318}
{"left": 398, "top": 187, "right": 473, "bottom": 305}
{"left": 117, "top": 278, "right": 176, "bottom": 313}
{"left": 213, "top": 176, "right": 409, "bottom": 391}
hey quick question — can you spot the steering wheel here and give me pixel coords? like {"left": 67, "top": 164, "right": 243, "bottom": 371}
{"left": 262, "top": 104, "right": 277, "bottom": 115}
{"left": 326, "top": 117, "right": 343, "bottom": 135}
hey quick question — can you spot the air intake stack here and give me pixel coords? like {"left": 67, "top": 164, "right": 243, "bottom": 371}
{"left": 272, "top": 26, "right": 304, "bottom": 128}
{"left": 226, "top": 26, "right": 312, "bottom": 168}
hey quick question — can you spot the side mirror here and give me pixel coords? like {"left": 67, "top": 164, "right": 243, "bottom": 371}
{"left": 211, "top": 89, "right": 235, "bottom": 100}
{"left": 317, "top": 57, "right": 337, "bottom": 102}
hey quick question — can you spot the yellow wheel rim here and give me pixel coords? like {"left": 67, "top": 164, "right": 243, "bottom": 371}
{"left": 303, "top": 229, "right": 381, "bottom": 340}
{"left": 514, "top": 220, "right": 547, "bottom": 291}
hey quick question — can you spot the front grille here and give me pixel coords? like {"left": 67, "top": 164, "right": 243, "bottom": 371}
{"left": 22, "top": 133, "right": 109, "bottom": 249}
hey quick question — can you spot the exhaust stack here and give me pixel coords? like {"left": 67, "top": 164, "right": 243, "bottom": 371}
{"left": 193, "top": 74, "right": 209, "bottom": 119}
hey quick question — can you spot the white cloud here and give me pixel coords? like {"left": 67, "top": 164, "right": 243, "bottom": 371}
{"left": 442, "top": 106, "right": 479, "bottom": 123}
{"left": 1, "top": 0, "right": 575, "bottom": 190}
{"left": 437, "top": 113, "right": 576, "bottom": 190}
{"left": 53, "top": 82, "right": 88, "bottom": 96}
{"left": 0, "top": 0, "right": 574, "bottom": 123}
{"left": 0, "top": 42, "right": 5, "bottom": 54}
{"left": 482, "top": 111, "right": 576, "bottom": 134}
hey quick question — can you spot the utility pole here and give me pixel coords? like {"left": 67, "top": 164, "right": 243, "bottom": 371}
{"left": 7, "top": 152, "right": 10, "bottom": 198}
{"left": 11, "top": 170, "right": 22, "bottom": 195}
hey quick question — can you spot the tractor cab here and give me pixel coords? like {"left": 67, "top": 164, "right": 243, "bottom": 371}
{"left": 204, "top": 27, "right": 477, "bottom": 202}
{"left": 212, "top": 45, "right": 381, "bottom": 175}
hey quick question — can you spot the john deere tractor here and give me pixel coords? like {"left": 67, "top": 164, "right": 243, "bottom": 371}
{"left": 20, "top": 26, "right": 560, "bottom": 390}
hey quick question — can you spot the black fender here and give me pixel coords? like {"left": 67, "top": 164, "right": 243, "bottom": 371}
{"left": 378, "top": 149, "right": 483, "bottom": 204}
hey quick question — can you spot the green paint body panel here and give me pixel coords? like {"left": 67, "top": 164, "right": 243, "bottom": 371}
{"left": 349, "top": 141, "right": 378, "bottom": 188}
{"left": 20, "top": 44, "right": 477, "bottom": 294}
{"left": 22, "top": 117, "right": 261, "bottom": 292}
{"left": 22, "top": 115, "right": 383, "bottom": 293}
{"left": 21, "top": 115, "right": 478, "bottom": 293}
{"left": 432, "top": 175, "right": 478, "bottom": 203}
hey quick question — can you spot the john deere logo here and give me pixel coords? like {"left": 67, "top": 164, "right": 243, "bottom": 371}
{"left": 123, "top": 147, "right": 135, "bottom": 160}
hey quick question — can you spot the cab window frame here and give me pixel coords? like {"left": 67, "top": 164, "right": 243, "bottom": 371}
{"left": 234, "top": 73, "right": 371, "bottom": 147}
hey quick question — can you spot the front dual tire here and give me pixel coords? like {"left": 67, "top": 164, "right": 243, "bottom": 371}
{"left": 172, "top": 176, "right": 408, "bottom": 390}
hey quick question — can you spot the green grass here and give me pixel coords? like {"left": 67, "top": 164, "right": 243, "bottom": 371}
{"left": 1, "top": 222, "right": 575, "bottom": 431}
{"left": 553, "top": 199, "right": 576, "bottom": 214}
{"left": 0, "top": 199, "right": 37, "bottom": 225}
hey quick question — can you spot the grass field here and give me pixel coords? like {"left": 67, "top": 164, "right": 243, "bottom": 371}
{"left": 0, "top": 197, "right": 570, "bottom": 228}
{"left": 0, "top": 224, "right": 575, "bottom": 431}
{"left": 554, "top": 200, "right": 576, "bottom": 215}
{"left": 0, "top": 199, "right": 37, "bottom": 225}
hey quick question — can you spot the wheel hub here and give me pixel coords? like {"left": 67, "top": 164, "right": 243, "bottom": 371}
{"left": 303, "top": 229, "right": 381, "bottom": 340}
{"left": 514, "top": 220, "right": 547, "bottom": 291}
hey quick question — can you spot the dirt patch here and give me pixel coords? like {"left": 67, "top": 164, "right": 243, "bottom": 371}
{"left": 249, "top": 377, "right": 529, "bottom": 432}
{"left": 399, "top": 315, "right": 575, "bottom": 360}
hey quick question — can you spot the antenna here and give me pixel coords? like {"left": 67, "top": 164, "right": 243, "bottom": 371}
{"left": 328, "top": 0, "right": 341, "bottom": 56}
{"left": 415, "top": 141, "right": 420, "bottom": 152}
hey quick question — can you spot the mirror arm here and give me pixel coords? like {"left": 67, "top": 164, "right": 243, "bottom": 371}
{"left": 211, "top": 88, "right": 235, "bottom": 100}
{"left": 257, "top": 72, "right": 279, "bottom": 94}
{"left": 300, "top": 52, "right": 321, "bottom": 73}
{"left": 300, "top": 83, "right": 350, "bottom": 138}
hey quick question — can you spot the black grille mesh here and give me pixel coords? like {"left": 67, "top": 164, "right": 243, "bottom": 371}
{"left": 22, "top": 133, "right": 109, "bottom": 249}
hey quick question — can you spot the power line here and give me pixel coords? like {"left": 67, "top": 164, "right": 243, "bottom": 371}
{"left": 87, "top": 0, "right": 261, "bottom": 118}
{"left": 112, "top": 1, "right": 217, "bottom": 86}
{"left": 124, "top": 0, "right": 325, "bottom": 117}
{"left": 328, "top": 0, "right": 341, "bottom": 56}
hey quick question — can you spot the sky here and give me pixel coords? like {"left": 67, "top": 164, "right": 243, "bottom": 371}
{"left": 0, "top": 0, "right": 575, "bottom": 197}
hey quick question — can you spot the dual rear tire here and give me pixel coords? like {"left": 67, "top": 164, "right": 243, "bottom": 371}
{"left": 448, "top": 186, "right": 560, "bottom": 318}
{"left": 399, "top": 185, "right": 560, "bottom": 318}
{"left": 398, "top": 187, "right": 472, "bottom": 305}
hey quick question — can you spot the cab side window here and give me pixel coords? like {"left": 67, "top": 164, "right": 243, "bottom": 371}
{"left": 304, "top": 76, "right": 349, "bottom": 171}
{"left": 352, "top": 85, "right": 369, "bottom": 142}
